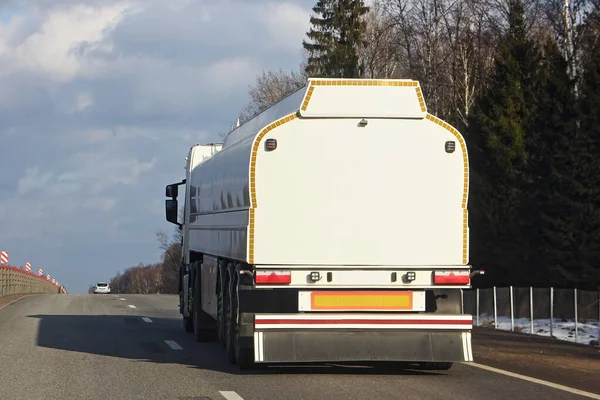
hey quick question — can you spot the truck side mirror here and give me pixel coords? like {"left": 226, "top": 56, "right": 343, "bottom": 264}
{"left": 166, "top": 184, "right": 178, "bottom": 198}
{"left": 165, "top": 199, "right": 178, "bottom": 225}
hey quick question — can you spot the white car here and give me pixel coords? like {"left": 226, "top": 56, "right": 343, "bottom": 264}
{"left": 93, "top": 282, "right": 111, "bottom": 294}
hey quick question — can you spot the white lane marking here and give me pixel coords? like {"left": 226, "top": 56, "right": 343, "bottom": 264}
{"left": 463, "top": 362, "right": 600, "bottom": 399}
{"left": 141, "top": 317, "right": 152, "bottom": 323}
{"left": 164, "top": 340, "right": 182, "bottom": 350}
{"left": 127, "top": 304, "right": 136, "bottom": 309}
{"left": 219, "top": 391, "right": 245, "bottom": 400}
{"left": 119, "top": 298, "right": 126, "bottom": 301}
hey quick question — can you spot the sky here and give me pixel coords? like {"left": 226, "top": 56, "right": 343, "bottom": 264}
{"left": 0, "top": 0, "right": 317, "bottom": 293}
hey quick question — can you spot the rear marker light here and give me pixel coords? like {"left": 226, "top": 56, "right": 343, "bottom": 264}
{"left": 265, "top": 139, "right": 277, "bottom": 151}
{"left": 433, "top": 270, "right": 470, "bottom": 285}
{"left": 445, "top": 141, "right": 456, "bottom": 153}
{"left": 255, "top": 270, "right": 291, "bottom": 285}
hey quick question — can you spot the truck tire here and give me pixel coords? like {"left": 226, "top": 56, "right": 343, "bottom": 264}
{"left": 183, "top": 315, "right": 193, "bottom": 333}
{"left": 225, "top": 267, "right": 256, "bottom": 370}
{"left": 192, "top": 261, "right": 217, "bottom": 342}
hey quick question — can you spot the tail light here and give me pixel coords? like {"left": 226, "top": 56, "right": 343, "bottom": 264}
{"left": 433, "top": 270, "right": 470, "bottom": 285}
{"left": 255, "top": 270, "right": 291, "bottom": 285}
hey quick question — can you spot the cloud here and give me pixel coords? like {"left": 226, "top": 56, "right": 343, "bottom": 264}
{"left": 0, "top": 1, "right": 130, "bottom": 82}
{"left": 0, "top": 0, "right": 313, "bottom": 293}
{"left": 17, "top": 167, "right": 54, "bottom": 195}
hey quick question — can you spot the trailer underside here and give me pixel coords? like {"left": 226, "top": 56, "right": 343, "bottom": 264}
{"left": 179, "top": 254, "right": 474, "bottom": 370}
{"left": 253, "top": 329, "right": 472, "bottom": 364}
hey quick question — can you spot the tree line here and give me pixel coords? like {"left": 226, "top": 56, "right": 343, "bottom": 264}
{"left": 104, "top": 231, "right": 181, "bottom": 294}
{"left": 108, "top": 0, "right": 600, "bottom": 293}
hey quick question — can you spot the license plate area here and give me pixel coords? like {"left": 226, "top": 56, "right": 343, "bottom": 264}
{"left": 298, "top": 291, "right": 426, "bottom": 312}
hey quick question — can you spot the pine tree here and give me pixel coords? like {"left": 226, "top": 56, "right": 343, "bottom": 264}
{"left": 575, "top": 33, "right": 600, "bottom": 289}
{"left": 466, "top": 0, "right": 543, "bottom": 286}
{"left": 527, "top": 40, "right": 582, "bottom": 287}
{"left": 302, "top": 0, "right": 369, "bottom": 78}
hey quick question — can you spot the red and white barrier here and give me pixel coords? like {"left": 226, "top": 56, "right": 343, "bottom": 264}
{"left": 0, "top": 251, "right": 8, "bottom": 265}
{"left": 0, "top": 265, "right": 68, "bottom": 294}
{"left": 0, "top": 250, "right": 68, "bottom": 294}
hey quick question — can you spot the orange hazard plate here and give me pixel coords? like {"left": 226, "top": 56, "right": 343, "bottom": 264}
{"left": 298, "top": 291, "right": 425, "bottom": 311}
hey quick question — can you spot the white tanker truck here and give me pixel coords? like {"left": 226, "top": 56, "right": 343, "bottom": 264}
{"left": 164, "top": 78, "right": 478, "bottom": 370}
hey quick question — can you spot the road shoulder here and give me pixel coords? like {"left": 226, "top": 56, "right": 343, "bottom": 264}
{"left": 472, "top": 327, "right": 600, "bottom": 394}
{"left": 0, "top": 294, "right": 33, "bottom": 311}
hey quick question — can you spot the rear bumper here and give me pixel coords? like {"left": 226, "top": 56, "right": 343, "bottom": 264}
{"left": 251, "top": 313, "right": 473, "bottom": 363}
{"left": 253, "top": 330, "right": 472, "bottom": 363}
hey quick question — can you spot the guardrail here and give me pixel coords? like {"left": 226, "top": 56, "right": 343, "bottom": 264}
{"left": 0, "top": 266, "right": 66, "bottom": 296}
{"left": 464, "top": 287, "right": 600, "bottom": 347}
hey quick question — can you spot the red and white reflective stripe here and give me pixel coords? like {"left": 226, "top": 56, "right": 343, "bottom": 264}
{"left": 46, "top": 274, "right": 50, "bottom": 280}
{"left": 38, "top": 269, "right": 43, "bottom": 276}
{"left": 433, "top": 270, "right": 470, "bottom": 285}
{"left": 254, "top": 314, "right": 473, "bottom": 330}
{"left": 0, "top": 251, "right": 7, "bottom": 264}
{"left": 25, "top": 262, "right": 31, "bottom": 272}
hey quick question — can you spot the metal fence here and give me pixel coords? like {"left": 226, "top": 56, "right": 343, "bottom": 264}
{"left": 463, "top": 287, "right": 600, "bottom": 346}
{"left": 0, "top": 266, "right": 66, "bottom": 296}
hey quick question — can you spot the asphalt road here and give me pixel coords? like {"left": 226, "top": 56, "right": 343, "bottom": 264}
{"left": 0, "top": 293, "right": 595, "bottom": 400}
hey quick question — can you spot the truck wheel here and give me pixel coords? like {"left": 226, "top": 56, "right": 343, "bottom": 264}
{"left": 416, "top": 362, "right": 453, "bottom": 371}
{"left": 192, "top": 261, "right": 217, "bottom": 342}
{"left": 225, "top": 270, "right": 256, "bottom": 370}
{"left": 183, "top": 315, "right": 193, "bottom": 333}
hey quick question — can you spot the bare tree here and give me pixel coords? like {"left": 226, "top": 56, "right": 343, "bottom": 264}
{"left": 380, "top": 0, "right": 509, "bottom": 123}
{"left": 441, "top": 0, "right": 498, "bottom": 126}
{"left": 156, "top": 230, "right": 181, "bottom": 294}
{"left": 541, "top": 0, "right": 594, "bottom": 99}
{"left": 382, "top": 0, "right": 461, "bottom": 116}
{"left": 238, "top": 64, "right": 308, "bottom": 124}
{"left": 358, "top": 1, "right": 400, "bottom": 78}
{"left": 484, "top": 0, "right": 546, "bottom": 35}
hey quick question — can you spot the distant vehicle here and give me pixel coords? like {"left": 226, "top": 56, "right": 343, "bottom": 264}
{"left": 165, "top": 77, "right": 480, "bottom": 370}
{"left": 93, "top": 282, "right": 111, "bottom": 294}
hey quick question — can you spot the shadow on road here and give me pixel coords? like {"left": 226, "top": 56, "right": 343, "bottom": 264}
{"left": 472, "top": 326, "right": 600, "bottom": 357}
{"left": 26, "top": 313, "right": 447, "bottom": 377}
